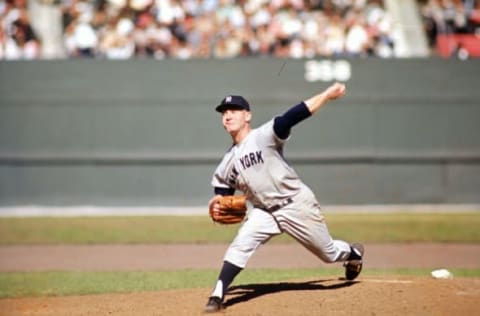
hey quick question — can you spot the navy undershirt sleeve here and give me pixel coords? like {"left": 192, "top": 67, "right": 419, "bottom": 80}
{"left": 214, "top": 187, "right": 235, "bottom": 196}
{"left": 273, "top": 102, "right": 312, "bottom": 139}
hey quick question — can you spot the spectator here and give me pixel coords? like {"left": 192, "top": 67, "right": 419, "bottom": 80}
{"left": 344, "top": 14, "right": 371, "bottom": 56}
{"left": 98, "top": 16, "right": 135, "bottom": 59}
{"left": 470, "top": 1, "right": 480, "bottom": 32}
{"left": 323, "top": 13, "right": 346, "bottom": 56}
{"left": 1, "top": 0, "right": 40, "bottom": 59}
{"left": 67, "top": 18, "right": 98, "bottom": 57}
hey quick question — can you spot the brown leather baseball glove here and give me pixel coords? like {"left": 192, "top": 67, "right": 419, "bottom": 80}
{"left": 209, "top": 195, "right": 247, "bottom": 224}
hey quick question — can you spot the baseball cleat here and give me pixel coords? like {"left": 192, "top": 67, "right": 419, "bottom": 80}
{"left": 344, "top": 243, "right": 364, "bottom": 281}
{"left": 204, "top": 296, "right": 224, "bottom": 313}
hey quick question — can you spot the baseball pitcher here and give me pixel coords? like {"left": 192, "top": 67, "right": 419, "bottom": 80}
{"left": 205, "top": 82, "right": 364, "bottom": 313}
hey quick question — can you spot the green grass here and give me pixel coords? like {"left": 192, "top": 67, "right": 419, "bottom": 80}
{"left": 1, "top": 268, "right": 479, "bottom": 298}
{"left": 1, "top": 212, "right": 478, "bottom": 299}
{"left": 0, "top": 213, "right": 479, "bottom": 245}
{"left": 324, "top": 212, "right": 480, "bottom": 243}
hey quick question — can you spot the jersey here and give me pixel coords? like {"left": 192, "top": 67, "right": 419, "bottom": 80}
{"left": 212, "top": 119, "right": 305, "bottom": 211}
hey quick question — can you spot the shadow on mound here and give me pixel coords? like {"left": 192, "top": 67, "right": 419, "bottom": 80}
{"left": 225, "top": 279, "right": 358, "bottom": 308}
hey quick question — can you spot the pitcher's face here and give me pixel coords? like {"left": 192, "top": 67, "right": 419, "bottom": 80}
{"left": 221, "top": 109, "right": 251, "bottom": 135}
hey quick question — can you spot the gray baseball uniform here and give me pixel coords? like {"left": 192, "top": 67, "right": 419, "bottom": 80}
{"left": 205, "top": 91, "right": 363, "bottom": 311}
{"left": 212, "top": 118, "right": 351, "bottom": 269}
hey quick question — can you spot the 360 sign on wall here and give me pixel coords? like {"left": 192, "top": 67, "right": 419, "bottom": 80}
{"left": 304, "top": 60, "right": 352, "bottom": 82}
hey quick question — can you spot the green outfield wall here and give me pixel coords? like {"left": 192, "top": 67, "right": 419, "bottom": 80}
{"left": 0, "top": 59, "right": 479, "bottom": 206}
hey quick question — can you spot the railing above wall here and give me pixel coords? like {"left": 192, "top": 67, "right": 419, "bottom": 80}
{"left": 1, "top": 152, "right": 480, "bottom": 165}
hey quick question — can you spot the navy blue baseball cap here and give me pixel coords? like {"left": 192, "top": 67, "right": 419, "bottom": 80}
{"left": 215, "top": 95, "right": 250, "bottom": 112}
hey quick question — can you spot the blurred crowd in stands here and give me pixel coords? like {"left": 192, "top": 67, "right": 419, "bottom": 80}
{"left": 0, "top": 0, "right": 479, "bottom": 60}
{"left": 419, "top": 0, "right": 480, "bottom": 48}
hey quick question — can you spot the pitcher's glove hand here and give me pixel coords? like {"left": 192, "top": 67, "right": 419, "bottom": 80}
{"left": 209, "top": 195, "right": 247, "bottom": 224}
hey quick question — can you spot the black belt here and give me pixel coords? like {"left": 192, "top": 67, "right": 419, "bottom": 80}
{"left": 267, "top": 198, "right": 293, "bottom": 212}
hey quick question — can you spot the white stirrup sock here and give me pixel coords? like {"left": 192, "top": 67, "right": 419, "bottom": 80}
{"left": 211, "top": 280, "right": 223, "bottom": 298}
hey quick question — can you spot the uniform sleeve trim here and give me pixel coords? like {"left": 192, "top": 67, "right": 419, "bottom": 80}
{"left": 214, "top": 187, "right": 236, "bottom": 196}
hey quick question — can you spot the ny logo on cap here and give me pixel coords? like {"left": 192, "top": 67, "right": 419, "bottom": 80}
{"left": 226, "top": 96, "right": 232, "bottom": 103}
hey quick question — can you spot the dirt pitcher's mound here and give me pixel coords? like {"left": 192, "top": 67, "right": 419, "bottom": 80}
{"left": 1, "top": 276, "right": 479, "bottom": 316}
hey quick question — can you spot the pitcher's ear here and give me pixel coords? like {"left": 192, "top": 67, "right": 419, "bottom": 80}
{"left": 245, "top": 111, "right": 252, "bottom": 123}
